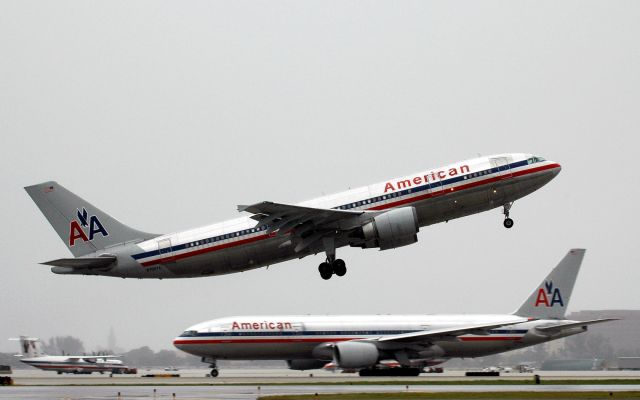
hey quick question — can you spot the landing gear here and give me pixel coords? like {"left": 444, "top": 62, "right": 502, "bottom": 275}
{"left": 318, "top": 236, "right": 347, "bottom": 279}
{"left": 333, "top": 259, "right": 347, "bottom": 277}
{"left": 317, "top": 258, "right": 347, "bottom": 280}
{"left": 206, "top": 360, "right": 219, "bottom": 378}
{"left": 502, "top": 202, "right": 514, "bottom": 229}
{"left": 318, "top": 262, "right": 333, "bottom": 280}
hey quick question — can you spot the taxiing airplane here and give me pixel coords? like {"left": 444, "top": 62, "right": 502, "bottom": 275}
{"left": 26, "top": 153, "right": 560, "bottom": 280}
{"left": 173, "top": 249, "right": 616, "bottom": 377}
{"left": 9, "top": 337, "right": 132, "bottom": 375}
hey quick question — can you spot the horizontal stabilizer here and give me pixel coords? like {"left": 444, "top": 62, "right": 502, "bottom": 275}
{"left": 41, "top": 256, "right": 116, "bottom": 270}
{"left": 535, "top": 318, "right": 618, "bottom": 334}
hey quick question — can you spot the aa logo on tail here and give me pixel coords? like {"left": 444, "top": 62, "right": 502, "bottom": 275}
{"left": 534, "top": 280, "right": 564, "bottom": 307}
{"left": 69, "top": 208, "right": 109, "bottom": 246}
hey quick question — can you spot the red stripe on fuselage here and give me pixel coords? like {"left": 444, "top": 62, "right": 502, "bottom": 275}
{"left": 27, "top": 364, "right": 116, "bottom": 370}
{"left": 368, "top": 163, "right": 560, "bottom": 211}
{"left": 174, "top": 335, "right": 524, "bottom": 345}
{"left": 143, "top": 163, "right": 560, "bottom": 267}
{"left": 141, "top": 233, "right": 272, "bottom": 267}
{"left": 174, "top": 337, "right": 360, "bottom": 345}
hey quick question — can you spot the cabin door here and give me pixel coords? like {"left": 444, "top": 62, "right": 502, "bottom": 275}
{"left": 157, "top": 238, "right": 176, "bottom": 263}
{"left": 490, "top": 157, "right": 513, "bottom": 179}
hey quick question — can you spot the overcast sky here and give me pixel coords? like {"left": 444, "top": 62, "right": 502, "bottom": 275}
{"left": 1, "top": 1, "right": 638, "bottom": 353}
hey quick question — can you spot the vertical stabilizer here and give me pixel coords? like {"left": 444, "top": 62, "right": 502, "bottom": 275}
{"left": 9, "top": 336, "right": 42, "bottom": 358}
{"left": 513, "top": 249, "right": 585, "bottom": 319}
{"left": 25, "top": 181, "right": 158, "bottom": 257}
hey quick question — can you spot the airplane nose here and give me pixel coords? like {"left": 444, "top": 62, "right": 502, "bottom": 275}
{"left": 172, "top": 338, "right": 185, "bottom": 350}
{"left": 550, "top": 162, "right": 562, "bottom": 177}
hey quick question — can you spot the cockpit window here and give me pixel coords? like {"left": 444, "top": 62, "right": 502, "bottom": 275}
{"left": 527, "top": 156, "right": 546, "bottom": 164}
{"left": 181, "top": 330, "right": 198, "bottom": 337}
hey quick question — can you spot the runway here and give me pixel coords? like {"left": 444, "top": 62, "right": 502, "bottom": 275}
{"left": 9, "top": 367, "right": 640, "bottom": 385}
{"left": 3, "top": 384, "right": 640, "bottom": 400}
{"left": 3, "top": 369, "right": 640, "bottom": 399}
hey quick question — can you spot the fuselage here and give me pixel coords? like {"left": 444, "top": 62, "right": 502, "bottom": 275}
{"left": 19, "top": 356, "right": 125, "bottom": 374}
{"left": 75, "top": 153, "right": 560, "bottom": 278}
{"left": 173, "top": 314, "right": 580, "bottom": 363}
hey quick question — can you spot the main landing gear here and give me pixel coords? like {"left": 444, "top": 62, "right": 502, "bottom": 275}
{"left": 318, "top": 236, "right": 347, "bottom": 280}
{"left": 503, "top": 202, "right": 514, "bottom": 229}
{"left": 318, "top": 258, "right": 347, "bottom": 280}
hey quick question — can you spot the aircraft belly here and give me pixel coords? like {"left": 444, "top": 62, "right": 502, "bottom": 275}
{"left": 183, "top": 342, "right": 317, "bottom": 360}
{"left": 155, "top": 236, "right": 306, "bottom": 278}
{"left": 414, "top": 174, "right": 552, "bottom": 227}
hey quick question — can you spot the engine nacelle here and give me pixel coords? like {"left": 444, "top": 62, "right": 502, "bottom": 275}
{"left": 286, "top": 359, "right": 328, "bottom": 371}
{"left": 333, "top": 341, "right": 379, "bottom": 369}
{"left": 361, "top": 207, "right": 419, "bottom": 250}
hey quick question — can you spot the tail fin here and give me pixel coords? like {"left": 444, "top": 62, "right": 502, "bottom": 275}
{"left": 9, "top": 336, "right": 42, "bottom": 358}
{"left": 513, "top": 249, "right": 585, "bottom": 319}
{"left": 25, "top": 181, "right": 158, "bottom": 257}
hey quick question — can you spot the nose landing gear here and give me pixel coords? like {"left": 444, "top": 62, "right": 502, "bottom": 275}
{"left": 503, "top": 202, "right": 514, "bottom": 229}
{"left": 207, "top": 361, "right": 219, "bottom": 378}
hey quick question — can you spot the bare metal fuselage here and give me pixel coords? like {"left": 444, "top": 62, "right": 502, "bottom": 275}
{"left": 173, "top": 314, "right": 580, "bottom": 363}
{"left": 72, "top": 154, "right": 559, "bottom": 278}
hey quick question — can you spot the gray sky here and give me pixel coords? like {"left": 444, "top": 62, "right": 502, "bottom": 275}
{"left": 1, "top": 1, "right": 638, "bottom": 352}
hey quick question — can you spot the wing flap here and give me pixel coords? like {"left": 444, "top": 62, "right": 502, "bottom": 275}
{"left": 41, "top": 256, "right": 117, "bottom": 270}
{"left": 238, "top": 201, "right": 371, "bottom": 251}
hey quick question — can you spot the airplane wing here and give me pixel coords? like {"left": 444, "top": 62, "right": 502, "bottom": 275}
{"left": 238, "top": 201, "right": 374, "bottom": 252}
{"left": 376, "top": 318, "right": 530, "bottom": 344}
{"left": 41, "top": 256, "right": 117, "bottom": 270}
{"left": 534, "top": 318, "right": 618, "bottom": 334}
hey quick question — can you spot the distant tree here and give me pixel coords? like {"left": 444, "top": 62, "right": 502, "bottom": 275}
{"left": 123, "top": 346, "right": 156, "bottom": 367}
{"left": 155, "top": 350, "right": 179, "bottom": 366}
{"left": 41, "top": 336, "right": 85, "bottom": 355}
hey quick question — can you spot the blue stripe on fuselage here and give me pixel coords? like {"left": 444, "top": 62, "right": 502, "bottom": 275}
{"left": 132, "top": 159, "right": 534, "bottom": 261}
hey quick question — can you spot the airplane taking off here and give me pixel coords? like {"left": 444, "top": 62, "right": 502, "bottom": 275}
{"left": 174, "top": 249, "right": 616, "bottom": 377}
{"left": 9, "top": 337, "right": 132, "bottom": 375}
{"left": 26, "top": 153, "right": 560, "bottom": 280}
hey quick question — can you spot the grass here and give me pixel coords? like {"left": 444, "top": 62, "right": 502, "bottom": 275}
{"left": 259, "top": 392, "right": 640, "bottom": 400}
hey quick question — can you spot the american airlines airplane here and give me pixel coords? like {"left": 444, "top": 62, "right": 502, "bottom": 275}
{"left": 26, "top": 153, "right": 560, "bottom": 280}
{"left": 173, "top": 249, "right": 615, "bottom": 377}
{"left": 9, "top": 337, "right": 132, "bottom": 375}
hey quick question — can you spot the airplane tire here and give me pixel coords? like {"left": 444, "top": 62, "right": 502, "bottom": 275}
{"left": 319, "top": 262, "right": 333, "bottom": 280}
{"left": 211, "top": 368, "right": 219, "bottom": 377}
{"left": 333, "top": 259, "right": 347, "bottom": 276}
{"left": 503, "top": 218, "right": 514, "bottom": 229}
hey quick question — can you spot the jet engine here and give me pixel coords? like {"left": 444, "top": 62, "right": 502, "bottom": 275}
{"left": 358, "top": 207, "right": 419, "bottom": 250}
{"left": 286, "top": 359, "right": 328, "bottom": 370}
{"left": 333, "top": 341, "right": 379, "bottom": 369}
